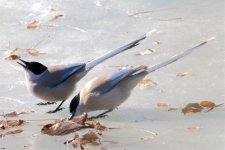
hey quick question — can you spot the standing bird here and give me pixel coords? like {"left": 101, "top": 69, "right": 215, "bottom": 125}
{"left": 68, "top": 38, "right": 214, "bottom": 119}
{"left": 17, "top": 32, "right": 153, "bottom": 113}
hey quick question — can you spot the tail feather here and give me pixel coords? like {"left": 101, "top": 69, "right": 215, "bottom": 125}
{"left": 85, "top": 29, "right": 157, "bottom": 70}
{"left": 147, "top": 37, "right": 215, "bottom": 73}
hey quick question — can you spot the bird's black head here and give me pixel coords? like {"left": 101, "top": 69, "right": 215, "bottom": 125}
{"left": 68, "top": 93, "right": 80, "bottom": 120}
{"left": 17, "top": 59, "right": 47, "bottom": 75}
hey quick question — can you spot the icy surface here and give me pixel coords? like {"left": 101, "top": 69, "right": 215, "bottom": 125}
{"left": 0, "top": 0, "right": 224, "bottom": 150}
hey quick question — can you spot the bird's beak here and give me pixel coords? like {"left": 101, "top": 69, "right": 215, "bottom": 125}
{"left": 17, "top": 59, "right": 29, "bottom": 69}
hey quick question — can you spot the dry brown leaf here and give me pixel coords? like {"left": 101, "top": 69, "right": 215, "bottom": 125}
{"left": 41, "top": 121, "right": 85, "bottom": 136}
{"left": 50, "top": 14, "right": 63, "bottom": 22}
{"left": 182, "top": 100, "right": 223, "bottom": 114}
{"left": 187, "top": 126, "right": 201, "bottom": 132}
{"left": 182, "top": 103, "right": 203, "bottom": 115}
{"left": 0, "top": 129, "right": 23, "bottom": 138}
{"left": 64, "top": 130, "right": 100, "bottom": 149}
{"left": 27, "top": 20, "right": 41, "bottom": 29}
{"left": 176, "top": 71, "right": 192, "bottom": 77}
{"left": 4, "top": 54, "right": 20, "bottom": 60}
{"left": 199, "top": 100, "right": 215, "bottom": 109}
{"left": 138, "top": 78, "right": 157, "bottom": 89}
{"left": 135, "top": 49, "right": 156, "bottom": 56}
{"left": 85, "top": 120, "right": 108, "bottom": 131}
{"left": 156, "top": 102, "right": 171, "bottom": 108}
{"left": 0, "top": 120, "right": 25, "bottom": 130}
{"left": 41, "top": 113, "right": 88, "bottom": 136}
{"left": 1, "top": 110, "right": 34, "bottom": 117}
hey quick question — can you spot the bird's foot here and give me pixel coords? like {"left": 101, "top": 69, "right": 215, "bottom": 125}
{"left": 46, "top": 107, "right": 65, "bottom": 113}
{"left": 36, "top": 102, "right": 56, "bottom": 106}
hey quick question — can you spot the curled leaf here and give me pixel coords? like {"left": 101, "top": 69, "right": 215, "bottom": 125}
{"left": 0, "top": 120, "right": 25, "bottom": 130}
{"left": 0, "top": 129, "right": 23, "bottom": 138}
{"left": 41, "top": 113, "right": 89, "bottom": 136}
{"left": 199, "top": 100, "right": 215, "bottom": 109}
{"left": 64, "top": 130, "right": 100, "bottom": 149}
{"left": 182, "top": 100, "right": 223, "bottom": 114}
{"left": 85, "top": 120, "right": 108, "bottom": 131}
{"left": 176, "top": 71, "right": 192, "bottom": 77}
{"left": 182, "top": 103, "right": 203, "bottom": 115}
{"left": 156, "top": 102, "right": 171, "bottom": 108}
{"left": 138, "top": 78, "right": 157, "bottom": 89}
{"left": 27, "top": 20, "right": 41, "bottom": 30}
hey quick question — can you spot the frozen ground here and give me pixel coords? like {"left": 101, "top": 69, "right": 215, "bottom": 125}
{"left": 0, "top": 0, "right": 224, "bottom": 150}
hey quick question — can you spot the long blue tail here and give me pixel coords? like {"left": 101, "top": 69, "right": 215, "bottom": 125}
{"left": 147, "top": 37, "right": 215, "bottom": 73}
{"left": 85, "top": 29, "right": 157, "bottom": 70}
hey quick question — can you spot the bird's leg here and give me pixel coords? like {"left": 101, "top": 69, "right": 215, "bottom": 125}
{"left": 89, "top": 109, "right": 114, "bottom": 119}
{"left": 47, "top": 100, "right": 65, "bottom": 113}
{"left": 36, "top": 102, "right": 56, "bottom": 105}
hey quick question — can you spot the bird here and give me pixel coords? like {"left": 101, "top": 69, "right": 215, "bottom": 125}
{"left": 68, "top": 37, "right": 214, "bottom": 120}
{"left": 17, "top": 31, "right": 154, "bottom": 113}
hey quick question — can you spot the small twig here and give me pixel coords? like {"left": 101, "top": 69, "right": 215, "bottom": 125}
{"left": 127, "top": 7, "right": 177, "bottom": 17}
{"left": 153, "top": 17, "right": 182, "bottom": 21}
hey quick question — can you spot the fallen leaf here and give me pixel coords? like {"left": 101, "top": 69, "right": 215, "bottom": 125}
{"left": 4, "top": 54, "right": 20, "bottom": 60}
{"left": 199, "top": 100, "right": 215, "bottom": 109}
{"left": 182, "top": 103, "right": 203, "bottom": 115}
{"left": 138, "top": 78, "right": 157, "bottom": 89}
{"left": 176, "top": 71, "right": 192, "bottom": 77}
{"left": 0, "top": 129, "right": 23, "bottom": 138}
{"left": 41, "top": 121, "right": 86, "bottom": 136}
{"left": 27, "top": 20, "right": 41, "bottom": 29}
{"left": 182, "top": 100, "right": 223, "bottom": 114}
{"left": 85, "top": 120, "right": 108, "bottom": 131}
{"left": 156, "top": 102, "right": 171, "bottom": 108}
{"left": 187, "top": 126, "right": 201, "bottom": 132}
{"left": 41, "top": 113, "right": 89, "bottom": 136}
{"left": 64, "top": 130, "right": 100, "bottom": 149}
{"left": 135, "top": 49, "right": 156, "bottom": 56}
{"left": 1, "top": 110, "right": 34, "bottom": 117}
{"left": 49, "top": 15, "right": 63, "bottom": 22}
{"left": 0, "top": 120, "right": 25, "bottom": 130}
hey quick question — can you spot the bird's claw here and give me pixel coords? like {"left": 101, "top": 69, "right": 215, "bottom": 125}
{"left": 37, "top": 102, "right": 56, "bottom": 106}
{"left": 46, "top": 107, "right": 65, "bottom": 113}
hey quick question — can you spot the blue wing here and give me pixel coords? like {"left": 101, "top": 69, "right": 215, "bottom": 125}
{"left": 48, "top": 63, "right": 86, "bottom": 88}
{"left": 95, "top": 68, "right": 135, "bottom": 94}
